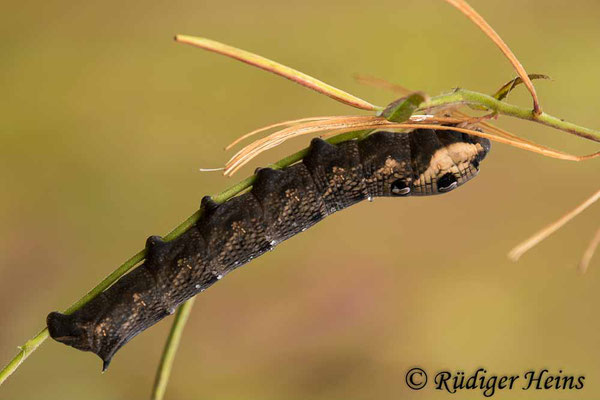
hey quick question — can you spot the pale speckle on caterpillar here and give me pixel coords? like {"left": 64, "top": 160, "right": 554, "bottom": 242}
{"left": 46, "top": 127, "right": 490, "bottom": 370}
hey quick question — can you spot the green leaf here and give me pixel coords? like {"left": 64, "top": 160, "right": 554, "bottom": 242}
{"left": 493, "top": 74, "right": 551, "bottom": 101}
{"left": 381, "top": 92, "right": 426, "bottom": 123}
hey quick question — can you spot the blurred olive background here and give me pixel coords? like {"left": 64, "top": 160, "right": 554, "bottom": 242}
{"left": 2, "top": 0, "right": 600, "bottom": 399}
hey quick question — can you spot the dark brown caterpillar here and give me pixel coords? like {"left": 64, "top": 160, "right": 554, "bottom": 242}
{"left": 47, "top": 128, "right": 490, "bottom": 370}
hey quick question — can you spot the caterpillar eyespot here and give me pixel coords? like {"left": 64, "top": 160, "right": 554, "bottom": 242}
{"left": 391, "top": 179, "right": 411, "bottom": 196}
{"left": 46, "top": 128, "right": 490, "bottom": 369}
{"left": 437, "top": 173, "right": 459, "bottom": 192}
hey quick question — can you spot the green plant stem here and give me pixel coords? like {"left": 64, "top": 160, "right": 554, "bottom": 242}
{"left": 150, "top": 298, "right": 196, "bottom": 400}
{"left": 422, "top": 89, "right": 600, "bottom": 143}
{"left": 0, "top": 248, "right": 145, "bottom": 387}
{"left": 0, "top": 128, "right": 370, "bottom": 387}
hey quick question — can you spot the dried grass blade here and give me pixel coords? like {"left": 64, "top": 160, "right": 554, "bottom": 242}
{"left": 225, "top": 116, "right": 350, "bottom": 150}
{"left": 509, "top": 188, "right": 600, "bottom": 261}
{"left": 454, "top": 110, "right": 555, "bottom": 150}
{"left": 226, "top": 116, "right": 378, "bottom": 167}
{"left": 443, "top": 0, "right": 541, "bottom": 114}
{"left": 225, "top": 116, "right": 386, "bottom": 175}
{"left": 579, "top": 227, "right": 600, "bottom": 273}
{"left": 175, "top": 35, "right": 381, "bottom": 111}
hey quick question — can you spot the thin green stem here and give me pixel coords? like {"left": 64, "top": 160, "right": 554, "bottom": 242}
{"left": 421, "top": 89, "right": 600, "bottom": 143}
{"left": 0, "top": 128, "right": 370, "bottom": 387}
{"left": 0, "top": 248, "right": 146, "bottom": 386}
{"left": 150, "top": 298, "right": 196, "bottom": 400}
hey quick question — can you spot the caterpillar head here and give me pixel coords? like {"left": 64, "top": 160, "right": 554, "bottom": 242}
{"left": 394, "top": 128, "right": 491, "bottom": 196}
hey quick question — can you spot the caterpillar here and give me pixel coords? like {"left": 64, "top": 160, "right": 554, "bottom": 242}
{"left": 46, "top": 127, "right": 490, "bottom": 370}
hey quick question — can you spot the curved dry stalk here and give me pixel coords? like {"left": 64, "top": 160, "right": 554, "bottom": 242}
{"left": 225, "top": 116, "right": 350, "bottom": 150}
{"left": 580, "top": 227, "right": 600, "bottom": 273}
{"left": 226, "top": 116, "right": 379, "bottom": 163}
{"left": 444, "top": 0, "right": 541, "bottom": 114}
{"left": 198, "top": 167, "right": 225, "bottom": 172}
{"left": 509, "top": 188, "right": 600, "bottom": 262}
{"left": 456, "top": 111, "right": 558, "bottom": 151}
{"left": 225, "top": 116, "right": 387, "bottom": 176}
{"left": 175, "top": 35, "right": 382, "bottom": 112}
